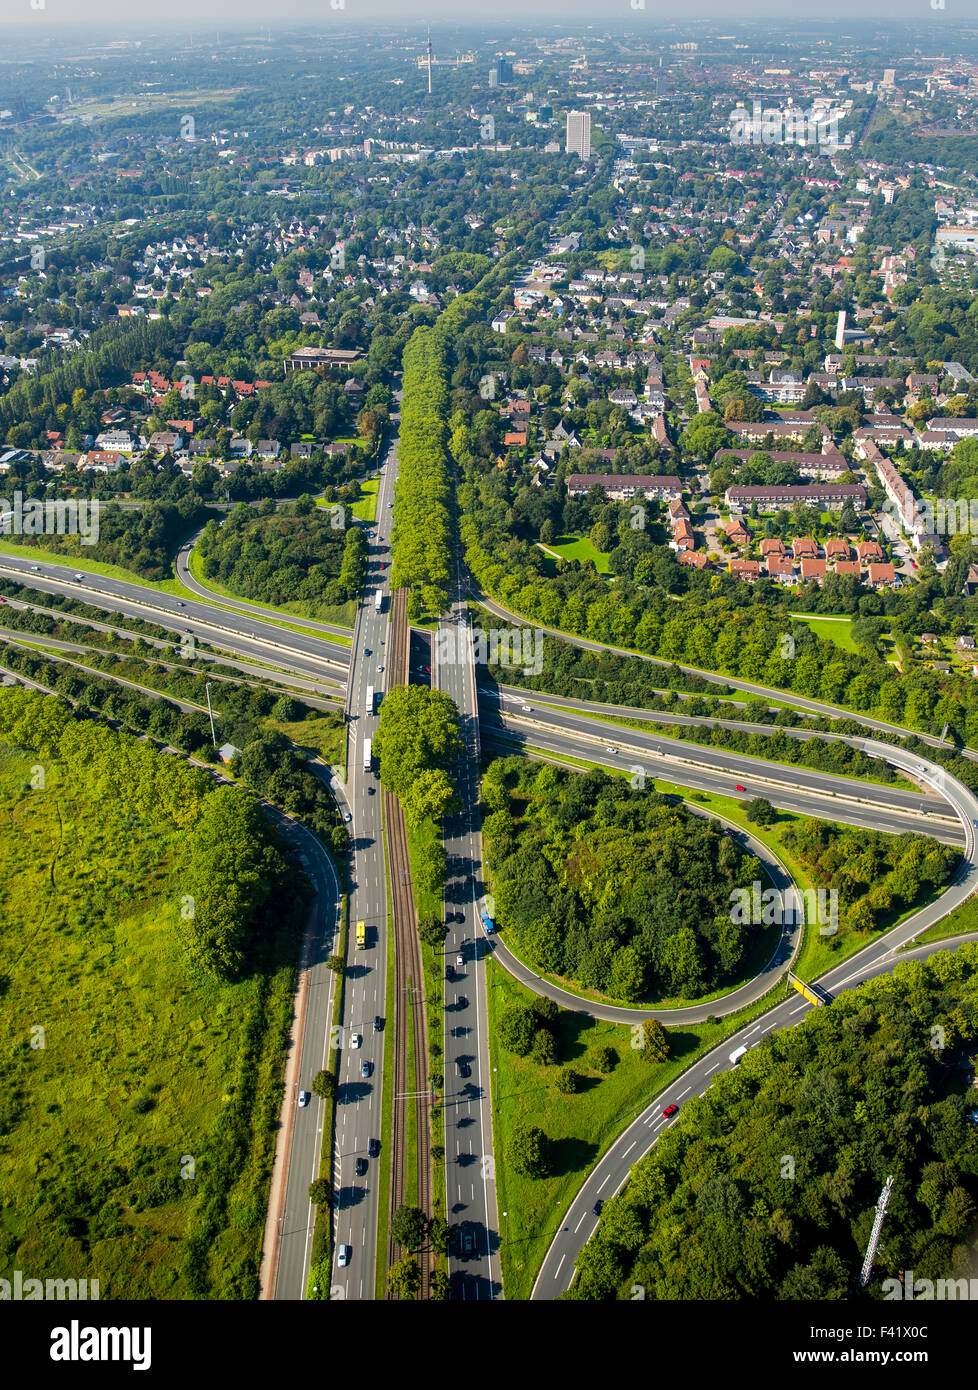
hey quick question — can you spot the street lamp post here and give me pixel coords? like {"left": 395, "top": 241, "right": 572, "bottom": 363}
{"left": 205, "top": 682, "right": 217, "bottom": 746}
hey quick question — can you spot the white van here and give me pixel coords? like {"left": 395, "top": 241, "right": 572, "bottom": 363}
{"left": 729, "top": 1045, "right": 748, "bottom": 1065}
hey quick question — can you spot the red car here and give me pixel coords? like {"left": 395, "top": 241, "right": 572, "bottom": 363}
{"left": 734, "top": 784, "right": 746, "bottom": 792}
{"left": 662, "top": 1104, "right": 679, "bottom": 1119}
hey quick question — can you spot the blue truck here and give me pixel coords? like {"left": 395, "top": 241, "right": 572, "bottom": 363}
{"left": 480, "top": 907, "right": 495, "bottom": 936}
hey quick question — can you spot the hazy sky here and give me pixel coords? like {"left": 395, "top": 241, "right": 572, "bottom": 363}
{"left": 0, "top": 0, "right": 966, "bottom": 26}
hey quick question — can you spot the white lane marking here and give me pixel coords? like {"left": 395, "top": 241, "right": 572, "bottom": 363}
{"left": 596, "top": 1173, "right": 612, "bottom": 1193}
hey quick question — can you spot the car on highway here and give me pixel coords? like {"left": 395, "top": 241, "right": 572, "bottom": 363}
{"left": 369, "top": 1138, "right": 381, "bottom": 1157}
{"left": 461, "top": 1230, "right": 474, "bottom": 1257}
{"left": 297, "top": 1091, "right": 310, "bottom": 1107}
{"left": 592, "top": 1200, "right": 604, "bottom": 1216}
{"left": 74, "top": 573, "right": 84, "bottom": 582}
{"left": 446, "top": 963, "right": 454, "bottom": 980}
{"left": 355, "top": 1157, "right": 368, "bottom": 1176}
{"left": 373, "top": 1016, "right": 383, "bottom": 1032}
{"left": 605, "top": 747, "right": 615, "bottom": 755}
{"left": 377, "top": 664, "right": 383, "bottom": 673}
{"left": 350, "top": 1033, "right": 361, "bottom": 1049}
{"left": 455, "top": 953, "right": 464, "bottom": 967}
{"left": 361, "top": 1059, "right": 372, "bottom": 1078}
{"left": 30, "top": 564, "right": 39, "bottom": 571}
{"left": 337, "top": 1245, "right": 351, "bottom": 1267}
{"left": 456, "top": 1059, "right": 471, "bottom": 1078}
{"left": 367, "top": 785, "right": 375, "bottom": 795}
{"left": 364, "top": 647, "right": 371, "bottom": 656}
{"left": 734, "top": 784, "right": 746, "bottom": 792}
{"left": 456, "top": 995, "right": 468, "bottom": 1010}
{"left": 521, "top": 705, "right": 532, "bottom": 713}
{"left": 177, "top": 600, "right": 185, "bottom": 607}
{"left": 662, "top": 1104, "right": 679, "bottom": 1119}
{"left": 342, "top": 811, "right": 352, "bottom": 823}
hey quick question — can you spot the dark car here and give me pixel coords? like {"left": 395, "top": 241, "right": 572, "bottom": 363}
{"left": 457, "top": 1059, "right": 471, "bottom": 1078}
{"left": 368, "top": 1138, "right": 381, "bottom": 1158}
{"left": 456, "top": 995, "right": 468, "bottom": 1010}
{"left": 592, "top": 1199, "right": 604, "bottom": 1217}
{"left": 373, "top": 1015, "right": 383, "bottom": 1032}
{"left": 446, "top": 963, "right": 454, "bottom": 981}
{"left": 461, "top": 1230, "right": 474, "bottom": 1257}
{"left": 355, "top": 1157, "right": 368, "bottom": 1176}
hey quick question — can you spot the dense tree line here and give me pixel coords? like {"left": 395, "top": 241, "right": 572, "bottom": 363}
{"left": 783, "top": 819, "right": 957, "bottom": 942}
{"left": 3, "top": 496, "right": 207, "bottom": 581}
{"left": 569, "top": 948, "right": 978, "bottom": 1299}
{"left": 390, "top": 326, "right": 454, "bottom": 618}
{"left": 481, "top": 757, "right": 760, "bottom": 1003}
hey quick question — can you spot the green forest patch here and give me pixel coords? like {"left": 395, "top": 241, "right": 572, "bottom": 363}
{"left": 0, "top": 694, "right": 306, "bottom": 1298}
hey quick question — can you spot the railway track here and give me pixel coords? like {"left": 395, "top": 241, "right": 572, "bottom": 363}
{"left": 385, "top": 587, "right": 432, "bottom": 1298}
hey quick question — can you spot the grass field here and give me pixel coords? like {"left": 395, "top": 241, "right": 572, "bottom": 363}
{"left": 349, "top": 479, "right": 379, "bottom": 524}
{"left": 789, "top": 613, "right": 858, "bottom": 653}
{"left": 0, "top": 745, "right": 300, "bottom": 1299}
{"left": 488, "top": 962, "right": 730, "bottom": 1301}
{"left": 537, "top": 535, "right": 611, "bottom": 574}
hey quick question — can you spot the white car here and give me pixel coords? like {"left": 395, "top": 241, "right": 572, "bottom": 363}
{"left": 377, "top": 664, "right": 384, "bottom": 673}
{"left": 605, "top": 747, "right": 616, "bottom": 755}
{"left": 456, "top": 954, "right": 464, "bottom": 967}
{"left": 342, "top": 811, "right": 352, "bottom": 823}
{"left": 297, "top": 1090, "right": 310, "bottom": 1107}
{"left": 337, "top": 1245, "right": 351, "bottom": 1267}
{"left": 521, "top": 705, "right": 532, "bottom": 713}
{"left": 350, "top": 1033, "right": 361, "bottom": 1049}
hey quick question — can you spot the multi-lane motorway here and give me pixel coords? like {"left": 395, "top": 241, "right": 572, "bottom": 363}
{"left": 325, "top": 437, "right": 400, "bottom": 1299}
{"left": 435, "top": 538, "right": 502, "bottom": 1299}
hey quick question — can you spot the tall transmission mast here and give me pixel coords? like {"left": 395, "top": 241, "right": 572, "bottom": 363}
{"left": 859, "top": 1175, "right": 894, "bottom": 1289}
{"left": 426, "top": 25, "right": 433, "bottom": 95}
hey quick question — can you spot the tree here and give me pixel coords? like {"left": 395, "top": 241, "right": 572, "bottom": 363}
{"left": 640, "top": 1018, "right": 671, "bottom": 1065}
{"left": 391, "top": 1204, "right": 428, "bottom": 1251}
{"left": 497, "top": 1003, "right": 538, "bottom": 1057}
{"left": 404, "top": 768, "right": 460, "bottom": 828}
{"left": 418, "top": 915, "right": 448, "bottom": 949}
{"left": 308, "top": 1179, "right": 332, "bottom": 1207}
{"left": 387, "top": 1257, "right": 422, "bottom": 1300}
{"left": 429, "top": 1267, "right": 451, "bottom": 1299}
{"left": 556, "top": 1066, "right": 581, "bottom": 1094}
{"left": 531, "top": 1028, "right": 558, "bottom": 1066}
{"left": 744, "top": 797, "right": 776, "bottom": 826}
{"left": 508, "top": 1124, "right": 552, "bottom": 1178}
{"left": 326, "top": 954, "right": 345, "bottom": 974}
{"left": 428, "top": 1216, "right": 453, "bottom": 1254}
{"left": 589, "top": 1045, "right": 618, "bottom": 1074}
{"left": 312, "top": 1069, "right": 336, "bottom": 1100}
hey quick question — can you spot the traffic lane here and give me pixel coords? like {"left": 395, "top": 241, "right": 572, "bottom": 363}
{"left": 483, "top": 697, "right": 951, "bottom": 820}
{"left": 495, "top": 683, "right": 965, "bottom": 807}
{"left": 483, "top": 727, "right": 966, "bottom": 847}
{"left": 0, "top": 559, "right": 352, "bottom": 670}
{"left": 272, "top": 829, "right": 342, "bottom": 1300}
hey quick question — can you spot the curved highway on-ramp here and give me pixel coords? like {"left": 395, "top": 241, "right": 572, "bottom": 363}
{"left": 531, "top": 928, "right": 978, "bottom": 1300}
